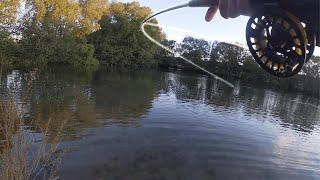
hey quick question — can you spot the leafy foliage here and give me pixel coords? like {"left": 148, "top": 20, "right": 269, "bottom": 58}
{"left": 158, "top": 37, "right": 320, "bottom": 96}
{"left": 0, "top": 30, "right": 18, "bottom": 69}
{"left": 88, "top": 2, "right": 164, "bottom": 68}
{"left": 180, "top": 36, "right": 211, "bottom": 61}
{"left": 19, "top": 30, "right": 98, "bottom": 67}
{"left": 78, "top": 0, "right": 110, "bottom": 36}
{"left": 0, "top": 0, "right": 20, "bottom": 30}
{"left": 1, "top": 1, "right": 164, "bottom": 68}
{"left": 16, "top": 0, "right": 109, "bottom": 67}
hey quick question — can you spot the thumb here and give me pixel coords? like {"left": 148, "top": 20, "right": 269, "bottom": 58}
{"left": 205, "top": 5, "right": 219, "bottom": 22}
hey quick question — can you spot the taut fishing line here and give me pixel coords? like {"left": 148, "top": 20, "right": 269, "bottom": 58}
{"left": 140, "top": 2, "right": 235, "bottom": 88}
{"left": 144, "top": 22, "right": 214, "bottom": 41}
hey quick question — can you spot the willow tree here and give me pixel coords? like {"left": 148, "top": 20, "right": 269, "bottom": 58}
{"left": 0, "top": 0, "right": 20, "bottom": 69}
{"left": 19, "top": 0, "right": 110, "bottom": 66}
{"left": 88, "top": 2, "right": 165, "bottom": 67}
{"left": 78, "top": 0, "right": 110, "bottom": 36}
{"left": 0, "top": 0, "right": 20, "bottom": 31}
{"left": 23, "top": 0, "right": 109, "bottom": 36}
{"left": 23, "top": 0, "right": 82, "bottom": 36}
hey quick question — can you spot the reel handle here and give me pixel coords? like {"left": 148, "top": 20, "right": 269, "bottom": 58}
{"left": 188, "top": 0, "right": 218, "bottom": 7}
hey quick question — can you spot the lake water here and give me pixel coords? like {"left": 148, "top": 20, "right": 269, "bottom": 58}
{"left": 1, "top": 68, "right": 320, "bottom": 179}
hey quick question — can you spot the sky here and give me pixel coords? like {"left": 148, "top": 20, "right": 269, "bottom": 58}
{"left": 119, "top": 0, "right": 320, "bottom": 55}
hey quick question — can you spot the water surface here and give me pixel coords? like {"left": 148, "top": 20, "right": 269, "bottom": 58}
{"left": 1, "top": 68, "right": 320, "bottom": 180}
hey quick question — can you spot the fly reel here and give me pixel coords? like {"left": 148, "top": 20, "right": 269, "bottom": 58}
{"left": 246, "top": 8, "right": 315, "bottom": 77}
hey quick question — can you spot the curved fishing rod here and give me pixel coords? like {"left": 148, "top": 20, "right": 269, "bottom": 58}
{"left": 140, "top": 0, "right": 235, "bottom": 88}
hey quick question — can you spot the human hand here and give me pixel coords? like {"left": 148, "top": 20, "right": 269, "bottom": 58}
{"left": 205, "top": 0, "right": 252, "bottom": 21}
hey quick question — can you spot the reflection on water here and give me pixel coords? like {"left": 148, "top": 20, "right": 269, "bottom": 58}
{"left": 1, "top": 68, "right": 320, "bottom": 179}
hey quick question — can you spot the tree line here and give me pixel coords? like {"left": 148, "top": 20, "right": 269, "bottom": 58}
{"left": 0, "top": 0, "right": 319, "bottom": 96}
{"left": 0, "top": 1, "right": 164, "bottom": 68}
{"left": 158, "top": 36, "right": 320, "bottom": 97}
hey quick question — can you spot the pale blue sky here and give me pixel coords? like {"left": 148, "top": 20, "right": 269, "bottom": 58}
{"left": 119, "top": 0, "right": 319, "bottom": 55}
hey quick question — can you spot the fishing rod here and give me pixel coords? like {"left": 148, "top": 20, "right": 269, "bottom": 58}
{"left": 141, "top": 0, "right": 319, "bottom": 85}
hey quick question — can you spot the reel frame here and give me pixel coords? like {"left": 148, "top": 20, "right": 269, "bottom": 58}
{"left": 306, "top": 29, "right": 316, "bottom": 62}
{"left": 246, "top": 8, "right": 314, "bottom": 78}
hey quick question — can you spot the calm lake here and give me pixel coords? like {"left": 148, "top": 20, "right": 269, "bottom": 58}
{"left": 1, "top": 68, "right": 320, "bottom": 179}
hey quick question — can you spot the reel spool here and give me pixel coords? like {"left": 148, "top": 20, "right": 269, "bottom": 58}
{"left": 246, "top": 8, "right": 312, "bottom": 77}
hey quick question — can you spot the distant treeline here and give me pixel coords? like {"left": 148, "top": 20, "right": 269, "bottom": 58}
{"left": 0, "top": 1, "right": 319, "bottom": 96}
{"left": 158, "top": 37, "right": 320, "bottom": 97}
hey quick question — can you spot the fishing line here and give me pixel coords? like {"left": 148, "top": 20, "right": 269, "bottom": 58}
{"left": 145, "top": 22, "right": 247, "bottom": 49}
{"left": 141, "top": 3, "right": 234, "bottom": 88}
{"left": 144, "top": 22, "right": 214, "bottom": 41}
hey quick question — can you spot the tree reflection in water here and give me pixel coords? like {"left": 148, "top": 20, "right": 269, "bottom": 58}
{"left": 1, "top": 68, "right": 163, "bottom": 142}
{"left": 1, "top": 67, "right": 319, "bottom": 179}
{"left": 0, "top": 68, "right": 319, "bottom": 142}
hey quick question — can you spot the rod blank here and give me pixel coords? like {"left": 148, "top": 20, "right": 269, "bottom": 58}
{"left": 188, "top": 0, "right": 218, "bottom": 7}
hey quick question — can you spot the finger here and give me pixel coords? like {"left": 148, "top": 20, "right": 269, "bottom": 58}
{"left": 239, "top": 0, "right": 252, "bottom": 16}
{"left": 205, "top": 5, "right": 219, "bottom": 22}
{"left": 228, "top": 0, "right": 238, "bottom": 18}
{"left": 219, "top": 0, "right": 229, "bottom": 19}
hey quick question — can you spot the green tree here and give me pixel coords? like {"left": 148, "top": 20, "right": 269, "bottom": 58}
{"left": 0, "top": 0, "right": 20, "bottom": 31}
{"left": 18, "top": 0, "right": 101, "bottom": 67}
{"left": 179, "top": 36, "right": 211, "bottom": 61}
{"left": 209, "top": 42, "right": 245, "bottom": 77}
{"left": 88, "top": 2, "right": 164, "bottom": 67}
{"left": 78, "top": 0, "right": 109, "bottom": 36}
{"left": 0, "top": 0, "right": 20, "bottom": 69}
{"left": 0, "top": 30, "right": 18, "bottom": 69}
{"left": 157, "top": 40, "right": 178, "bottom": 68}
{"left": 23, "top": 0, "right": 82, "bottom": 36}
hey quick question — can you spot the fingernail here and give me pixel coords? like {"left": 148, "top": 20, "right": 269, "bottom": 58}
{"left": 205, "top": 12, "right": 210, "bottom": 21}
